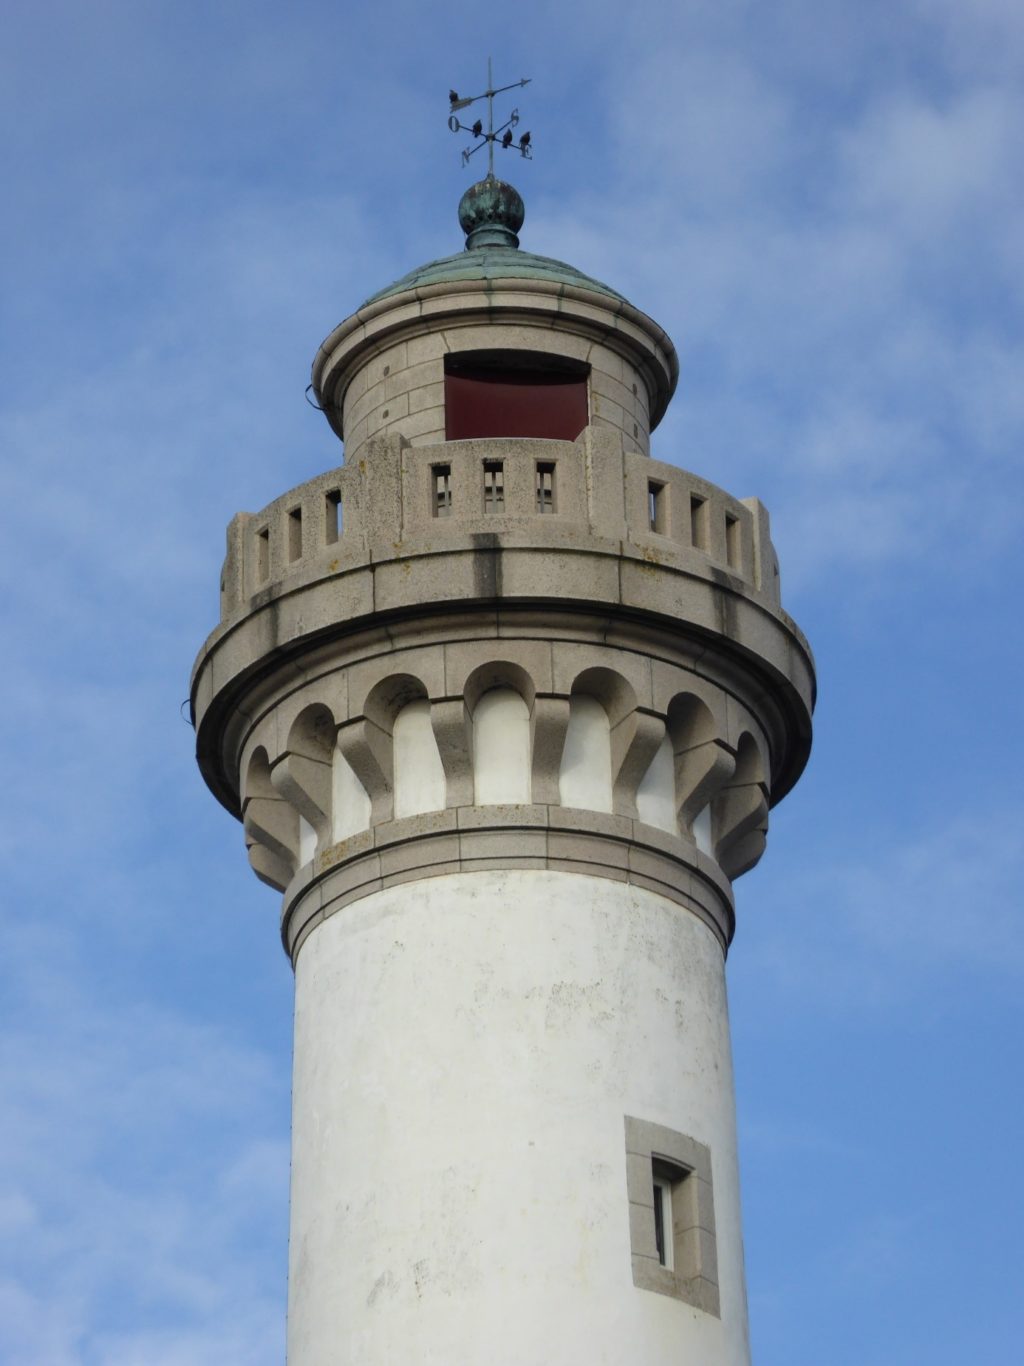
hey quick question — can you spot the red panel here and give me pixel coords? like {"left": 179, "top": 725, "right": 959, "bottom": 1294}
{"left": 445, "top": 369, "right": 589, "bottom": 441}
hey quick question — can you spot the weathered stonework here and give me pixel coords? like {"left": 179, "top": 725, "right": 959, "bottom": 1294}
{"left": 191, "top": 176, "right": 814, "bottom": 1366}
{"left": 193, "top": 425, "right": 812, "bottom": 960}
{"left": 311, "top": 271, "right": 676, "bottom": 462}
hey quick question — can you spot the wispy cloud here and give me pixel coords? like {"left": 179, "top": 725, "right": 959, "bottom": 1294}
{"left": 0, "top": 924, "right": 289, "bottom": 1366}
{"left": 735, "top": 805, "right": 1024, "bottom": 1017}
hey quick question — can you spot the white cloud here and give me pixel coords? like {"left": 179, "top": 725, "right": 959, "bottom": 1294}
{"left": 736, "top": 805, "right": 1024, "bottom": 1014}
{"left": 0, "top": 915, "right": 288, "bottom": 1365}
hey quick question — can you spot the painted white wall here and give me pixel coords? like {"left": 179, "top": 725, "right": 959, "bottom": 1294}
{"left": 559, "top": 694, "right": 614, "bottom": 813}
{"left": 298, "top": 815, "right": 317, "bottom": 866}
{"left": 288, "top": 871, "right": 750, "bottom": 1366}
{"left": 693, "top": 803, "right": 713, "bottom": 856}
{"left": 473, "top": 688, "right": 531, "bottom": 805}
{"left": 636, "top": 733, "right": 678, "bottom": 835}
{"left": 332, "top": 747, "right": 371, "bottom": 841}
{"left": 393, "top": 699, "right": 446, "bottom": 818}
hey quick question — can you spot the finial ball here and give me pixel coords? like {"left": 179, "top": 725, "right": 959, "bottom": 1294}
{"left": 459, "top": 177, "right": 525, "bottom": 250}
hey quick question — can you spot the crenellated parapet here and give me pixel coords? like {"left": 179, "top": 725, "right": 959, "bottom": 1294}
{"left": 217, "top": 427, "right": 783, "bottom": 620}
{"left": 192, "top": 427, "right": 813, "bottom": 965}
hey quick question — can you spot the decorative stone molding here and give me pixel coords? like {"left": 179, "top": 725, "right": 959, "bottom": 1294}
{"left": 282, "top": 807, "right": 736, "bottom": 962}
{"left": 195, "top": 596, "right": 808, "bottom": 960}
{"left": 194, "top": 426, "right": 812, "bottom": 962}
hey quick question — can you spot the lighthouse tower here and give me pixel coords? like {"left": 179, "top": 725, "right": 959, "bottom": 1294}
{"left": 191, "top": 170, "right": 814, "bottom": 1365}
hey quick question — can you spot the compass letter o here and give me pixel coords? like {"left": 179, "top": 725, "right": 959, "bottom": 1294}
{"left": 448, "top": 115, "right": 459, "bottom": 133}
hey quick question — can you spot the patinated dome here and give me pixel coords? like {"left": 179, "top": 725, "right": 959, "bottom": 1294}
{"left": 361, "top": 175, "right": 625, "bottom": 307}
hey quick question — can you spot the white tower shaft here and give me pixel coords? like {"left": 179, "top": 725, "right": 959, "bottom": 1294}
{"left": 289, "top": 873, "right": 748, "bottom": 1365}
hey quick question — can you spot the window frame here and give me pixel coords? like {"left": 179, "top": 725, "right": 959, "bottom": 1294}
{"left": 624, "top": 1115, "right": 720, "bottom": 1316}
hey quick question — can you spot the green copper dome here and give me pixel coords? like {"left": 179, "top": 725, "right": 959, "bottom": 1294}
{"left": 361, "top": 176, "right": 625, "bottom": 308}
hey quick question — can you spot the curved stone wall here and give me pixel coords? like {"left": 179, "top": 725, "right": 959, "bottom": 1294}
{"left": 216, "top": 427, "right": 784, "bottom": 620}
{"left": 193, "top": 435, "right": 812, "bottom": 962}
{"left": 311, "top": 274, "right": 678, "bottom": 462}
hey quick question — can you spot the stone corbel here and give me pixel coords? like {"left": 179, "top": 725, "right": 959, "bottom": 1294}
{"left": 676, "top": 739, "right": 736, "bottom": 835}
{"left": 270, "top": 749, "right": 332, "bottom": 844}
{"left": 246, "top": 838, "right": 293, "bottom": 893}
{"left": 714, "top": 779, "right": 769, "bottom": 880}
{"left": 242, "top": 794, "right": 297, "bottom": 893}
{"left": 430, "top": 698, "right": 474, "bottom": 807}
{"left": 336, "top": 717, "right": 393, "bottom": 824}
{"left": 611, "top": 709, "right": 665, "bottom": 818}
{"left": 531, "top": 694, "right": 571, "bottom": 805}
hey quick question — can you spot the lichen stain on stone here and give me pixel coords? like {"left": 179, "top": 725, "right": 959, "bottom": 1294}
{"left": 318, "top": 841, "right": 345, "bottom": 869}
{"left": 366, "top": 1269, "right": 397, "bottom": 1307}
{"left": 412, "top": 1259, "right": 430, "bottom": 1298}
{"left": 545, "top": 980, "right": 614, "bottom": 1030}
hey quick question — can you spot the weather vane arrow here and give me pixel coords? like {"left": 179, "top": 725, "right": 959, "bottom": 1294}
{"left": 448, "top": 58, "right": 533, "bottom": 175}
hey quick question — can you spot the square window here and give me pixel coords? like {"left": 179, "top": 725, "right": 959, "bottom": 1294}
{"left": 624, "top": 1116, "right": 720, "bottom": 1316}
{"left": 433, "top": 464, "right": 452, "bottom": 517}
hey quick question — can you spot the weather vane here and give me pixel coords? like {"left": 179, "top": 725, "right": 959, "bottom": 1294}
{"left": 448, "top": 58, "right": 533, "bottom": 176}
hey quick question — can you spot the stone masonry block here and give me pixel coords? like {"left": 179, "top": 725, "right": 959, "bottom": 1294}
{"left": 378, "top": 832, "right": 460, "bottom": 879}
{"left": 629, "top": 1201, "right": 658, "bottom": 1259}
{"left": 546, "top": 829, "right": 630, "bottom": 873}
{"left": 373, "top": 809, "right": 458, "bottom": 846}
{"left": 408, "top": 381, "right": 444, "bottom": 415}
{"left": 346, "top": 647, "right": 447, "bottom": 717}
{"left": 444, "top": 636, "right": 554, "bottom": 700}
{"left": 455, "top": 803, "right": 548, "bottom": 830}
{"left": 406, "top": 331, "right": 448, "bottom": 366}
{"left": 458, "top": 828, "right": 548, "bottom": 863}
{"left": 385, "top": 357, "right": 437, "bottom": 400}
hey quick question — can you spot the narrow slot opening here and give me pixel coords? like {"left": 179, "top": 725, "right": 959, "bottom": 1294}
{"left": 649, "top": 481, "right": 667, "bottom": 534}
{"left": 483, "top": 460, "right": 504, "bottom": 513}
{"left": 690, "top": 495, "right": 707, "bottom": 550}
{"left": 256, "top": 527, "right": 270, "bottom": 582}
{"left": 536, "top": 461, "right": 556, "bottom": 514}
{"left": 325, "top": 489, "right": 342, "bottom": 544}
{"left": 653, "top": 1176, "right": 671, "bottom": 1268}
{"left": 433, "top": 463, "right": 452, "bottom": 517}
{"left": 652, "top": 1157, "right": 691, "bottom": 1273}
{"left": 287, "top": 507, "right": 303, "bottom": 563}
{"left": 725, "top": 512, "right": 740, "bottom": 568}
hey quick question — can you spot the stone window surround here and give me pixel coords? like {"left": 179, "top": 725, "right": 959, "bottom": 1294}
{"left": 625, "top": 1115, "right": 720, "bottom": 1317}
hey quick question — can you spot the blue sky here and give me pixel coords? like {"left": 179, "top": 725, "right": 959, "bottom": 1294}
{"left": 1, "top": 1, "right": 1021, "bottom": 1362}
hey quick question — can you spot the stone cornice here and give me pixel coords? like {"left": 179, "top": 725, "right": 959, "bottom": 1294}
{"left": 312, "top": 273, "right": 679, "bottom": 441}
